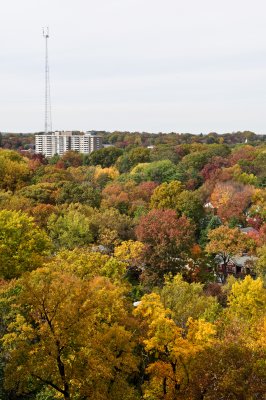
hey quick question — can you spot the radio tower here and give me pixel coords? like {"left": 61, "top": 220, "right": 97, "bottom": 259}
{"left": 43, "top": 27, "right": 52, "bottom": 133}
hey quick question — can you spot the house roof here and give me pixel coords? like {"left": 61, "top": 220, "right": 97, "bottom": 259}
{"left": 215, "top": 254, "right": 257, "bottom": 267}
{"left": 240, "top": 227, "right": 259, "bottom": 234}
{"left": 231, "top": 255, "right": 257, "bottom": 267}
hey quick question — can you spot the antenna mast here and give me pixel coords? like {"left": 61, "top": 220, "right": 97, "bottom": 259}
{"left": 43, "top": 27, "right": 52, "bottom": 133}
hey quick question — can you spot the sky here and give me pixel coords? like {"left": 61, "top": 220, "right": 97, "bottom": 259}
{"left": 1, "top": 0, "right": 266, "bottom": 134}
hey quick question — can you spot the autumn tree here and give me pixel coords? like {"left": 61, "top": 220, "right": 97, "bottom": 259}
{"left": 0, "top": 149, "right": 31, "bottom": 192}
{"left": 59, "top": 150, "right": 83, "bottom": 168}
{"left": 186, "top": 341, "right": 266, "bottom": 399}
{"left": 30, "top": 204, "right": 58, "bottom": 228}
{"left": 134, "top": 292, "right": 216, "bottom": 399}
{"left": 93, "top": 166, "right": 119, "bottom": 188}
{"left": 206, "top": 226, "right": 255, "bottom": 281}
{"left": 210, "top": 181, "right": 253, "bottom": 223}
{"left": 256, "top": 245, "right": 266, "bottom": 280}
{"left": 33, "top": 165, "right": 73, "bottom": 184}
{"left": 135, "top": 209, "right": 195, "bottom": 286}
{"left": 134, "top": 276, "right": 266, "bottom": 399}
{"left": 0, "top": 210, "right": 52, "bottom": 279}
{"left": 229, "top": 145, "right": 257, "bottom": 166}
{"left": 192, "top": 276, "right": 266, "bottom": 399}
{"left": 0, "top": 190, "right": 32, "bottom": 212}
{"left": 1, "top": 269, "right": 139, "bottom": 400}
{"left": 45, "top": 248, "right": 127, "bottom": 282}
{"left": 101, "top": 183, "right": 130, "bottom": 214}
{"left": 150, "top": 181, "right": 204, "bottom": 222}
{"left": 200, "top": 156, "right": 229, "bottom": 181}
{"left": 150, "top": 181, "right": 183, "bottom": 209}
{"left": 225, "top": 275, "right": 266, "bottom": 325}
{"left": 114, "top": 240, "right": 145, "bottom": 284}
{"left": 160, "top": 275, "right": 219, "bottom": 329}
{"left": 89, "top": 208, "right": 135, "bottom": 248}
{"left": 18, "top": 182, "right": 58, "bottom": 205}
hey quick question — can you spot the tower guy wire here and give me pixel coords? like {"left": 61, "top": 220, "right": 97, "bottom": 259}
{"left": 43, "top": 27, "right": 52, "bottom": 133}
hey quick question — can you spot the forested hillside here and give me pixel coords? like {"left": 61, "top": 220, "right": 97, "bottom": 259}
{"left": 0, "top": 136, "right": 265, "bottom": 399}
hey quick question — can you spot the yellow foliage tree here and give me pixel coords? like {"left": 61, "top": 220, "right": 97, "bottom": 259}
{"left": 94, "top": 166, "right": 120, "bottom": 181}
{"left": 134, "top": 293, "right": 216, "bottom": 399}
{"left": 1, "top": 269, "right": 139, "bottom": 400}
{"left": 114, "top": 240, "right": 144, "bottom": 266}
{"left": 0, "top": 150, "right": 31, "bottom": 192}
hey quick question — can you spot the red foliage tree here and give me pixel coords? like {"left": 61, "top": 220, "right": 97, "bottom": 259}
{"left": 200, "top": 156, "right": 229, "bottom": 182}
{"left": 135, "top": 209, "right": 195, "bottom": 286}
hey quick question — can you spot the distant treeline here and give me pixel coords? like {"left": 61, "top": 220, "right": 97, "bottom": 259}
{"left": 0, "top": 130, "right": 265, "bottom": 151}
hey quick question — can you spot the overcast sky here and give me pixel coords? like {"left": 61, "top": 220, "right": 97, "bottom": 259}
{"left": 1, "top": 0, "right": 266, "bottom": 133}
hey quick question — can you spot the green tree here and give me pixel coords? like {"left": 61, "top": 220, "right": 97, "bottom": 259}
{"left": 116, "top": 148, "right": 151, "bottom": 173}
{"left": 56, "top": 182, "right": 101, "bottom": 207}
{"left": 18, "top": 183, "right": 57, "bottom": 205}
{"left": 47, "top": 209, "right": 93, "bottom": 250}
{"left": 89, "top": 147, "right": 123, "bottom": 168}
{"left": 130, "top": 160, "right": 180, "bottom": 184}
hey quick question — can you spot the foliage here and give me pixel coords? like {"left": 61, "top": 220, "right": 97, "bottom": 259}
{"left": 56, "top": 181, "right": 101, "bottom": 207}
{"left": 150, "top": 181, "right": 204, "bottom": 222}
{"left": 206, "top": 226, "right": 255, "bottom": 280}
{"left": 134, "top": 292, "right": 216, "bottom": 399}
{"left": 18, "top": 183, "right": 58, "bottom": 205}
{"left": 136, "top": 210, "right": 195, "bottom": 286}
{"left": 47, "top": 209, "right": 93, "bottom": 250}
{"left": 89, "top": 208, "right": 135, "bottom": 248}
{"left": 0, "top": 210, "right": 52, "bottom": 279}
{"left": 116, "top": 147, "right": 151, "bottom": 173}
{"left": 160, "top": 275, "right": 219, "bottom": 328}
{"left": 210, "top": 181, "right": 253, "bottom": 223}
{"left": 46, "top": 248, "right": 127, "bottom": 283}
{"left": 226, "top": 275, "right": 266, "bottom": 323}
{"left": 130, "top": 160, "right": 181, "bottom": 184}
{"left": 1, "top": 269, "right": 139, "bottom": 400}
{"left": 0, "top": 149, "right": 31, "bottom": 192}
{"left": 89, "top": 147, "right": 123, "bottom": 168}
{"left": 256, "top": 245, "right": 266, "bottom": 280}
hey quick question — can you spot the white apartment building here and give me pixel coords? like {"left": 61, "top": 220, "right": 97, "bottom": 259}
{"left": 35, "top": 131, "right": 103, "bottom": 157}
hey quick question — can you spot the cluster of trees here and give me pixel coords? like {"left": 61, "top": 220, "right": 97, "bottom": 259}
{"left": 0, "top": 132, "right": 35, "bottom": 150}
{"left": 0, "top": 135, "right": 265, "bottom": 399}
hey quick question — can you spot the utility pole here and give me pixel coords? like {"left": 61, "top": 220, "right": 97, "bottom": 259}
{"left": 43, "top": 27, "right": 52, "bottom": 133}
